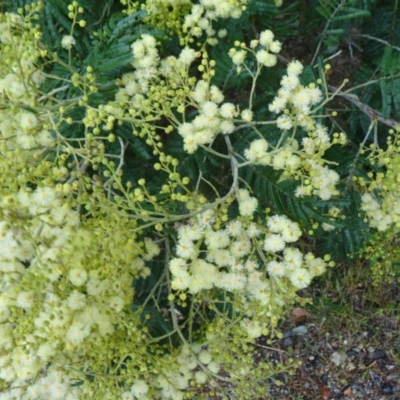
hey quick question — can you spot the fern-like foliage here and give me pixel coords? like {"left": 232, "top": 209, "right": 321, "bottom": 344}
{"left": 246, "top": 0, "right": 299, "bottom": 39}
{"left": 3, "top": 0, "right": 125, "bottom": 49}
{"left": 378, "top": 47, "right": 400, "bottom": 118}
{"left": 85, "top": 10, "right": 148, "bottom": 77}
{"left": 314, "top": 0, "right": 372, "bottom": 50}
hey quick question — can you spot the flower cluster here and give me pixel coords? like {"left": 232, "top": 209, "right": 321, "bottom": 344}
{"left": 61, "top": 35, "right": 76, "bottom": 49}
{"left": 240, "top": 58, "right": 347, "bottom": 201}
{"left": 169, "top": 206, "right": 329, "bottom": 338}
{"left": 131, "top": 34, "right": 160, "bottom": 92}
{"left": 296, "top": 161, "right": 340, "bottom": 200}
{"left": 229, "top": 29, "right": 281, "bottom": 70}
{"left": 237, "top": 188, "right": 259, "bottom": 216}
{"left": 0, "top": 109, "right": 54, "bottom": 152}
{"left": 118, "top": 38, "right": 198, "bottom": 118}
{"left": 0, "top": 185, "right": 161, "bottom": 397}
{"left": 126, "top": 0, "right": 247, "bottom": 45}
{"left": 179, "top": 91, "right": 241, "bottom": 152}
{"left": 357, "top": 132, "right": 400, "bottom": 232}
{"left": 0, "top": 11, "right": 55, "bottom": 158}
{"left": 361, "top": 185, "right": 400, "bottom": 232}
{"left": 0, "top": 12, "right": 44, "bottom": 104}
{"left": 183, "top": 0, "right": 246, "bottom": 42}
{"left": 269, "top": 61, "right": 322, "bottom": 121}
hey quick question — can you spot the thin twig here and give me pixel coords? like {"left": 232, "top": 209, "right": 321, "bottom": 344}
{"left": 103, "top": 137, "right": 128, "bottom": 187}
{"left": 37, "top": 85, "right": 69, "bottom": 102}
{"left": 252, "top": 342, "right": 287, "bottom": 354}
{"left": 328, "top": 85, "right": 400, "bottom": 130}
{"left": 66, "top": 159, "right": 90, "bottom": 184}
{"left": 311, "top": 0, "right": 346, "bottom": 65}
{"left": 354, "top": 33, "right": 400, "bottom": 52}
{"left": 313, "top": 50, "right": 342, "bottom": 69}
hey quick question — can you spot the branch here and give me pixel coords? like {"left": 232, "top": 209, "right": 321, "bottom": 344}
{"left": 103, "top": 137, "right": 128, "bottom": 187}
{"left": 328, "top": 85, "right": 400, "bottom": 130}
{"left": 354, "top": 33, "right": 400, "bottom": 53}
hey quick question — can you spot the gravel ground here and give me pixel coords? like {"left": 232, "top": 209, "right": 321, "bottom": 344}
{"left": 194, "top": 279, "right": 400, "bottom": 399}
{"left": 261, "top": 288, "right": 400, "bottom": 400}
{"left": 263, "top": 324, "right": 400, "bottom": 399}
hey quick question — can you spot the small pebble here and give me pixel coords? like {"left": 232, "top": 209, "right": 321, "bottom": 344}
{"left": 308, "top": 354, "right": 320, "bottom": 367}
{"left": 372, "top": 373, "right": 381, "bottom": 384}
{"left": 369, "top": 350, "right": 387, "bottom": 360}
{"left": 282, "top": 330, "right": 292, "bottom": 339}
{"left": 320, "top": 374, "right": 329, "bottom": 384}
{"left": 282, "top": 337, "right": 293, "bottom": 348}
{"left": 381, "top": 382, "right": 394, "bottom": 395}
{"left": 346, "top": 349, "right": 358, "bottom": 358}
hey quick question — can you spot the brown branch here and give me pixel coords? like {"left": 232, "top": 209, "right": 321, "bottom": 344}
{"left": 328, "top": 85, "right": 400, "bottom": 130}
